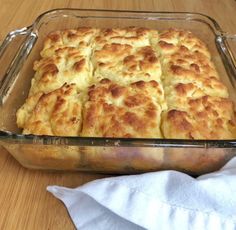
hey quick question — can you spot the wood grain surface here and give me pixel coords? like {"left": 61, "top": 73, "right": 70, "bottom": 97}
{"left": 0, "top": 0, "right": 236, "bottom": 229}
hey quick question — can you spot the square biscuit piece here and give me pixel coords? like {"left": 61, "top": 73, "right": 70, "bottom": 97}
{"left": 162, "top": 96, "right": 236, "bottom": 139}
{"left": 81, "top": 79, "right": 165, "bottom": 138}
{"left": 17, "top": 84, "right": 83, "bottom": 136}
{"left": 161, "top": 44, "right": 228, "bottom": 101}
{"left": 163, "top": 74, "right": 229, "bottom": 106}
{"left": 161, "top": 47, "right": 219, "bottom": 79}
{"left": 93, "top": 27, "right": 159, "bottom": 49}
{"left": 164, "top": 80, "right": 228, "bottom": 110}
{"left": 92, "top": 44, "right": 162, "bottom": 85}
{"left": 30, "top": 46, "right": 93, "bottom": 95}
{"left": 40, "top": 27, "right": 98, "bottom": 58}
{"left": 157, "top": 28, "right": 211, "bottom": 58}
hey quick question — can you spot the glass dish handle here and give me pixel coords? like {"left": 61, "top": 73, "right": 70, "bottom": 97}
{"left": 226, "top": 33, "right": 236, "bottom": 64}
{"left": 217, "top": 33, "right": 236, "bottom": 84}
{"left": 0, "top": 27, "right": 31, "bottom": 58}
{"left": 0, "top": 26, "right": 36, "bottom": 105}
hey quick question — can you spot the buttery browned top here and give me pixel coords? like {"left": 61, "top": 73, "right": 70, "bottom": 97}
{"left": 16, "top": 27, "right": 236, "bottom": 139}
{"left": 17, "top": 84, "right": 83, "bottom": 136}
{"left": 30, "top": 46, "right": 92, "bottom": 95}
{"left": 162, "top": 96, "right": 236, "bottom": 139}
{"left": 157, "top": 28, "right": 210, "bottom": 58}
{"left": 93, "top": 44, "right": 162, "bottom": 84}
{"left": 40, "top": 27, "right": 98, "bottom": 57}
{"left": 81, "top": 79, "right": 164, "bottom": 138}
{"left": 93, "top": 27, "right": 159, "bottom": 48}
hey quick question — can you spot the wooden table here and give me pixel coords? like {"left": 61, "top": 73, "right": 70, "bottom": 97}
{"left": 0, "top": 0, "right": 236, "bottom": 229}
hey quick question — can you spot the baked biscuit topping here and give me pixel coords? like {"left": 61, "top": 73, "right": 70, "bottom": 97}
{"left": 16, "top": 27, "right": 236, "bottom": 139}
{"left": 164, "top": 75, "right": 228, "bottom": 103}
{"left": 158, "top": 28, "right": 210, "bottom": 58}
{"left": 93, "top": 44, "right": 162, "bottom": 84}
{"left": 162, "top": 49, "right": 219, "bottom": 79}
{"left": 93, "top": 27, "right": 159, "bottom": 48}
{"left": 17, "top": 84, "right": 83, "bottom": 136}
{"left": 81, "top": 79, "right": 164, "bottom": 138}
{"left": 30, "top": 46, "right": 92, "bottom": 95}
{"left": 41, "top": 27, "right": 98, "bottom": 57}
{"left": 162, "top": 96, "right": 236, "bottom": 139}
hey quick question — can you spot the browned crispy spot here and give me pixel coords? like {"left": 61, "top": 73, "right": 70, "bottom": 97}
{"left": 73, "top": 59, "right": 86, "bottom": 72}
{"left": 167, "top": 110, "right": 192, "bottom": 131}
{"left": 48, "top": 33, "right": 60, "bottom": 42}
{"left": 158, "top": 40, "right": 175, "bottom": 49}
{"left": 175, "top": 83, "right": 194, "bottom": 96}
{"left": 110, "top": 85, "right": 125, "bottom": 98}
{"left": 190, "top": 63, "right": 200, "bottom": 73}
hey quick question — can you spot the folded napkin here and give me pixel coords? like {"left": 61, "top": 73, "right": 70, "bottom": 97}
{"left": 47, "top": 158, "right": 236, "bottom": 230}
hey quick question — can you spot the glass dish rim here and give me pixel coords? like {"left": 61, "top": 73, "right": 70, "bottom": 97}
{"left": 32, "top": 8, "right": 224, "bottom": 30}
{"left": 1, "top": 8, "right": 236, "bottom": 148}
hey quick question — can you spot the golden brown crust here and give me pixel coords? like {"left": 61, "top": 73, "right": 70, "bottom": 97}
{"left": 41, "top": 27, "right": 98, "bottom": 57}
{"left": 164, "top": 76, "right": 229, "bottom": 109}
{"left": 21, "top": 84, "right": 83, "bottom": 136}
{"left": 93, "top": 44, "right": 162, "bottom": 84}
{"left": 93, "top": 27, "right": 159, "bottom": 48}
{"left": 30, "top": 47, "right": 92, "bottom": 95}
{"left": 16, "top": 27, "right": 236, "bottom": 139}
{"left": 81, "top": 79, "right": 164, "bottom": 138}
{"left": 162, "top": 50, "right": 219, "bottom": 79}
{"left": 158, "top": 28, "right": 210, "bottom": 58}
{"left": 162, "top": 96, "right": 236, "bottom": 139}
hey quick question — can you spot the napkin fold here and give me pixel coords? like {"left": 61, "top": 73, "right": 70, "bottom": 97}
{"left": 47, "top": 158, "right": 236, "bottom": 230}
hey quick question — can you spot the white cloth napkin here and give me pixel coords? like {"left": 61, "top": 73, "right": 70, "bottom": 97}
{"left": 47, "top": 158, "right": 236, "bottom": 230}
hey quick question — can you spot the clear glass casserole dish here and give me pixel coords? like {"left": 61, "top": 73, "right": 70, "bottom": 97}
{"left": 0, "top": 9, "right": 236, "bottom": 175}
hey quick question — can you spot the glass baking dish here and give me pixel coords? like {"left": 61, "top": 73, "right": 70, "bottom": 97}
{"left": 0, "top": 9, "right": 236, "bottom": 175}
